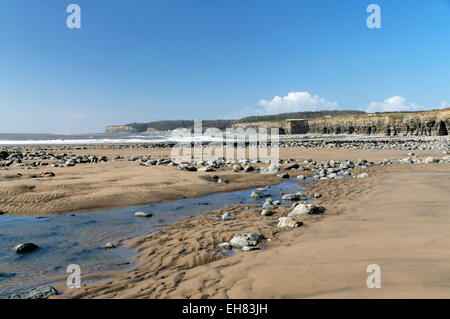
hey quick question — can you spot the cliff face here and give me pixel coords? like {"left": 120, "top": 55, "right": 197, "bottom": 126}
{"left": 306, "top": 110, "right": 450, "bottom": 136}
{"left": 105, "top": 125, "right": 142, "bottom": 133}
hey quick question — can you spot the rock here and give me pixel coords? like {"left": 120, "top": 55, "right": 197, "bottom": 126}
{"left": 260, "top": 163, "right": 279, "bottom": 174}
{"left": 8, "top": 285, "right": 58, "bottom": 299}
{"left": 285, "top": 163, "right": 299, "bottom": 170}
{"left": 0, "top": 151, "right": 9, "bottom": 160}
{"left": 288, "top": 204, "right": 324, "bottom": 217}
{"left": 261, "top": 209, "right": 275, "bottom": 216}
{"left": 0, "top": 210, "right": 4, "bottom": 215}
{"left": 272, "top": 200, "right": 281, "bottom": 206}
{"left": 297, "top": 175, "right": 306, "bottom": 180}
{"left": 241, "top": 246, "right": 259, "bottom": 252}
{"left": 103, "top": 242, "right": 116, "bottom": 249}
{"left": 244, "top": 165, "right": 255, "bottom": 172}
{"left": 217, "top": 178, "right": 230, "bottom": 184}
{"left": 13, "top": 243, "right": 39, "bottom": 254}
{"left": 262, "top": 201, "right": 275, "bottom": 209}
{"left": 134, "top": 211, "right": 152, "bottom": 218}
{"left": 314, "top": 193, "right": 321, "bottom": 198}
{"left": 233, "top": 164, "right": 243, "bottom": 172}
{"left": 424, "top": 157, "right": 439, "bottom": 163}
{"left": 277, "top": 217, "right": 303, "bottom": 228}
{"left": 230, "top": 233, "right": 264, "bottom": 249}
{"left": 356, "top": 172, "right": 370, "bottom": 179}
{"left": 221, "top": 212, "right": 235, "bottom": 221}
{"left": 40, "top": 171, "right": 55, "bottom": 177}
{"left": 277, "top": 173, "right": 290, "bottom": 178}
{"left": 250, "top": 188, "right": 266, "bottom": 199}
{"left": 282, "top": 193, "right": 307, "bottom": 201}
{"left": 198, "top": 166, "right": 215, "bottom": 172}
{"left": 218, "top": 242, "right": 232, "bottom": 250}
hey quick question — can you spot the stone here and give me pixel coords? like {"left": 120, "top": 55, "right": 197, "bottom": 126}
{"left": 230, "top": 233, "right": 264, "bottom": 249}
{"left": 277, "top": 217, "right": 303, "bottom": 228}
{"left": 261, "top": 209, "right": 275, "bottom": 216}
{"left": 262, "top": 201, "right": 275, "bottom": 209}
{"left": 134, "top": 211, "right": 152, "bottom": 218}
{"left": 250, "top": 188, "right": 266, "bottom": 199}
{"left": 221, "top": 212, "right": 235, "bottom": 221}
{"left": 277, "top": 173, "right": 290, "bottom": 178}
{"left": 233, "top": 164, "right": 243, "bottom": 172}
{"left": 297, "top": 175, "right": 306, "bottom": 180}
{"left": 260, "top": 163, "right": 279, "bottom": 174}
{"left": 356, "top": 172, "right": 370, "bottom": 178}
{"left": 241, "top": 246, "right": 259, "bottom": 252}
{"left": 13, "top": 243, "right": 39, "bottom": 254}
{"left": 424, "top": 157, "right": 439, "bottom": 163}
{"left": 314, "top": 193, "right": 321, "bottom": 198}
{"left": 218, "top": 242, "right": 232, "bottom": 250}
{"left": 288, "top": 204, "right": 324, "bottom": 217}
{"left": 285, "top": 163, "right": 299, "bottom": 170}
{"left": 0, "top": 151, "right": 9, "bottom": 160}
{"left": 40, "top": 171, "right": 55, "bottom": 177}
{"left": 8, "top": 285, "right": 58, "bottom": 299}
{"left": 244, "top": 165, "right": 255, "bottom": 172}
{"left": 282, "top": 193, "right": 307, "bottom": 201}
{"left": 103, "top": 242, "right": 116, "bottom": 249}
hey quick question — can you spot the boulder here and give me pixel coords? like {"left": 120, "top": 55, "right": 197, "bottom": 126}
{"left": 277, "top": 217, "right": 303, "bottom": 228}
{"left": 218, "top": 242, "right": 232, "bottom": 250}
{"left": 261, "top": 209, "right": 275, "bottom": 216}
{"left": 282, "top": 193, "right": 307, "bottom": 201}
{"left": 134, "top": 211, "right": 152, "bottom": 218}
{"left": 0, "top": 151, "right": 9, "bottom": 160}
{"left": 13, "top": 243, "right": 39, "bottom": 254}
{"left": 288, "top": 204, "right": 324, "bottom": 217}
{"left": 221, "top": 212, "right": 235, "bottom": 221}
{"left": 230, "top": 233, "right": 264, "bottom": 249}
{"left": 8, "top": 285, "right": 58, "bottom": 299}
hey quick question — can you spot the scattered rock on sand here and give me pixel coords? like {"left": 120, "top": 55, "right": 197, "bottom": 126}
{"left": 288, "top": 204, "right": 324, "bottom": 217}
{"left": 134, "top": 211, "right": 152, "bottom": 218}
{"left": 230, "top": 233, "right": 264, "bottom": 249}
{"left": 13, "top": 243, "right": 39, "bottom": 254}
{"left": 8, "top": 285, "right": 58, "bottom": 299}
{"left": 277, "top": 217, "right": 303, "bottom": 228}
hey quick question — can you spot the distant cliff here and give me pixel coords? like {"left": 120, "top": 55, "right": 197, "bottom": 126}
{"left": 105, "top": 109, "right": 450, "bottom": 136}
{"left": 306, "top": 109, "right": 450, "bottom": 136}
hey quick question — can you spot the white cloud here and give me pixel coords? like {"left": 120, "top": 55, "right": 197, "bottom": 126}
{"left": 366, "top": 96, "right": 449, "bottom": 113}
{"left": 257, "top": 91, "right": 339, "bottom": 114}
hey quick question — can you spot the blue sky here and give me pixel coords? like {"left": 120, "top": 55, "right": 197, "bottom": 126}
{"left": 0, "top": 0, "right": 449, "bottom": 133}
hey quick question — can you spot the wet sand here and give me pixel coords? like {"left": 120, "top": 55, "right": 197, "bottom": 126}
{"left": 2, "top": 145, "right": 450, "bottom": 298}
{"left": 55, "top": 161, "right": 450, "bottom": 298}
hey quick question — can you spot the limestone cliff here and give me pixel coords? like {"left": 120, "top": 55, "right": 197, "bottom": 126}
{"left": 306, "top": 110, "right": 450, "bottom": 136}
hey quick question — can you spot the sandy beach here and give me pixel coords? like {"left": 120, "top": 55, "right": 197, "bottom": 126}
{"left": 2, "top": 145, "right": 443, "bottom": 298}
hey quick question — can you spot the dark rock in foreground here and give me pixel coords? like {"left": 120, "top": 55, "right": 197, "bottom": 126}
{"left": 13, "top": 243, "right": 39, "bottom": 254}
{"left": 8, "top": 285, "right": 57, "bottom": 299}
